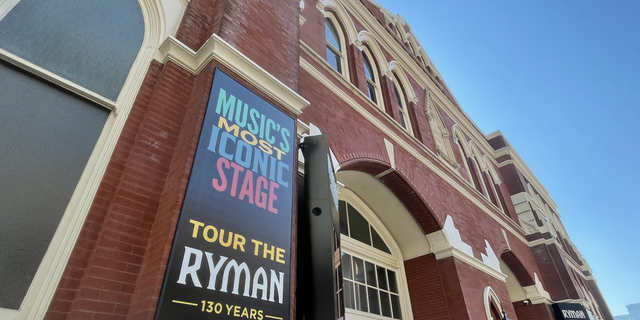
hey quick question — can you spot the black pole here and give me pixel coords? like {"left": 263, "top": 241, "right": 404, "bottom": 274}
{"left": 297, "top": 135, "right": 344, "bottom": 320}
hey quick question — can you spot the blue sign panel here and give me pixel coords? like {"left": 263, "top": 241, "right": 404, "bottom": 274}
{"left": 156, "top": 69, "right": 295, "bottom": 320}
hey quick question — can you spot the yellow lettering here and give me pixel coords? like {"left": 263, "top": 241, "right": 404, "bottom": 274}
{"left": 273, "top": 147, "right": 286, "bottom": 160}
{"left": 252, "top": 239, "right": 263, "bottom": 256}
{"left": 190, "top": 219, "right": 204, "bottom": 238}
{"left": 258, "top": 140, "right": 273, "bottom": 155}
{"left": 263, "top": 244, "right": 275, "bottom": 260}
{"left": 218, "top": 117, "right": 240, "bottom": 137}
{"left": 276, "top": 247, "right": 285, "bottom": 264}
{"left": 234, "top": 233, "right": 246, "bottom": 252}
{"left": 241, "top": 130, "right": 258, "bottom": 146}
{"left": 203, "top": 225, "right": 218, "bottom": 242}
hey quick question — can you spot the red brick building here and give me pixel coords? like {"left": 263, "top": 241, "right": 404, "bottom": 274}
{"left": 0, "top": 0, "right": 613, "bottom": 319}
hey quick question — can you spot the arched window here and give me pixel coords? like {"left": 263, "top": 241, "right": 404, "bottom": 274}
{"left": 325, "top": 17, "right": 345, "bottom": 74}
{"left": 362, "top": 50, "right": 379, "bottom": 105}
{"left": 339, "top": 194, "right": 407, "bottom": 320}
{"left": 0, "top": 0, "right": 151, "bottom": 317}
{"left": 391, "top": 75, "right": 412, "bottom": 134}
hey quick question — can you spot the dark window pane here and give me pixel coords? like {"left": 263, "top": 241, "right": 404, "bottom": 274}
{"left": 394, "top": 83, "right": 403, "bottom": 108}
{"left": 339, "top": 200, "right": 348, "bottom": 236}
{"left": 391, "top": 294, "right": 402, "bottom": 319}
{"left": 0, "top": 61, "right": 109, "bottom": 309}
{"left": 368, "top": 287, "right": 380, "bottom": 315}
{"left": 365, "top": 261, "right": 377, "bottom": 287}
{"left": 347, "top": 204, "right": 371, "bottom": 245}
{"left": 325, "top": 19, "right": 341, "bottom": 51}
{"left": 0, "top": 0, "right": 144, "bottom": 100}
{"left": 388, "top": 270, "right": 398, "bottom": 293}
{"left": 356, "top": 283, "right": 368, "bottom": 312}
{"left": 380, "top": 292, "right": 392, "bottom": 317}
{"left": 367, "top": 83, "right": 377, "bottom": 103}
{"left": 326, "top": 47, "right": 341, "bottom": 72}
{"left": 343, "top": 280, "right": 355, "bottom": 309}
{"left": 341, "top": 253, "right": 352, "bottom": 280}
{"left": 377, "top": 266, "right": 388, "bottom": 291}
{"left": 353, "top": 257, "right": 365, "bottom": 283}
{"left": 363, "top": 52, "right": 374, "bottom": 81}
{"left": 371, "top": 227, "right": 391, "bottom": 254}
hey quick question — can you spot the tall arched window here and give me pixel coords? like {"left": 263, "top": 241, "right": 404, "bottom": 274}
{"left": 0, "top": 0, "right": 149, "bottom": 317}
{"left": 339, "top": 193, "right": 407, "bottom": 320}
{"left": 391, "top": 75, "right": 412, "bottom": 134}
{"left": 362, "top": 50, "right": 379, "bottom": 105}
{"left": 325, "top": 17, "right": 344, "bottom": 74}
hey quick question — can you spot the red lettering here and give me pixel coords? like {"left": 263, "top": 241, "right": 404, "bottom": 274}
{"left": 212, "top": 157, "right": 230, "bottom": 191}
{"left": 229, "top": 162, "right": 244, "bottom": 197}
{"left": 256, "top": 176, "right": 268, "bottom": 209}
{"left": 268, "top": 181, "right": 279, "bottom": 214}
{"left": 239, "top": 170, "right": 254, "bottom": 204}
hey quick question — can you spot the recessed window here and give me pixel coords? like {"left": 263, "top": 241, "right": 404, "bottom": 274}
{"left": 339, "top": 199, "right": 404, "bottom": 320}
{"left": 391, "top": 76, "right": 412, "bottom": 134}
{"left": 325, "top": 18, "right": 343, "bottom": 74}
{"left": 362, "top": 51, "right": 378, "bottom": 104}
{"left": 341, "top": 253, "right": 402, "bottom": 319}
{"left": 339, "top": 201, "right": 390, "bottom": 254}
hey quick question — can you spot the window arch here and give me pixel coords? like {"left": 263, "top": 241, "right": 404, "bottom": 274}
{"left": 361, "top": 46, "right": 383, "bottom": 107}
{"left": 391, "top": 73, "right": 412, "bottom": 134}
{"left": 339, "top": 190, "right": 410, "bottom": 320}
{"left": 324, "top": 15, "right": 347, "bottom": 76}
{"left": 484, "top": 287, "right": 505, "bottom": 320}
{"left": 468, "top": 141, "right": 489, "bottom": 196}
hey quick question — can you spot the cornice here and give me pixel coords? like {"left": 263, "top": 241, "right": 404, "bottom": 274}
{"left": 155, "top": 35, "right": 309, "bottom": 116}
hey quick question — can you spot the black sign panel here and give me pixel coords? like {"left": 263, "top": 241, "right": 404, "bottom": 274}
{"left": 155, "top": 69, "right": 296, "bottom": 320}
{"left": 552, "top": 303, "right": 589, "bottom": 320}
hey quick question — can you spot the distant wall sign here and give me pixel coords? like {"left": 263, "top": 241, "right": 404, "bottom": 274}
{"left": 155, "top": 69, "right": 296, "bottom": 320}
{"left": 552, "top": 303, "right": 589, "bottom": 320}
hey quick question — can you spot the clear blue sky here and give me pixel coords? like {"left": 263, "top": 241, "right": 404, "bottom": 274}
{"left": 374, "top": 0, "right": 640, "bottom": 315}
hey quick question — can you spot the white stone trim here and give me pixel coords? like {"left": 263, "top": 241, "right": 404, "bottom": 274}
{"left": 427, "top": 216, "right": 507, "bottom": 282}
{"left": 320, "top": 0, "right": 359, "bottom": 45}
{"left": 358, "top": 30, "right": 390, "bottom": 76}
{"left": 155, "top": 34, "right": 309, "bottom": 115}
{"left": 388, "top": 60, "right": 418, "bottom": 103}
{"left": 484, "top": 286, "right": 503, "bottom": 320}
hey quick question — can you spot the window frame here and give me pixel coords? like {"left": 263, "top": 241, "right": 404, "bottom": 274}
{"left": 339, "top": 189, "right": 414, "bottom": 320}
{"left": 0, "top": 1, "right": 166, "bottom": 318}
{"left": 391, "top": 74, "right": 413, "bottom": 135}
{"left": 324, "top": 13, "right": 349, "bottom": 79}
{"left": 360, "top": 46, "right": 384, "bottom": 110}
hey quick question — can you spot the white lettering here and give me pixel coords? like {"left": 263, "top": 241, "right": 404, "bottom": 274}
{"left": 177, "top": 246, "right": 203, "bottom": 287}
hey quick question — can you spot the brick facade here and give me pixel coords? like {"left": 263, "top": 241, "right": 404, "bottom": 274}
{"left": 1, "top": 0, "right": 612, "bottom": 319}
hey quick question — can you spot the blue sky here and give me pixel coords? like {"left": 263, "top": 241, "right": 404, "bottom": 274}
{"left": 374, "top": 0, "right": 640, "bottom": 315}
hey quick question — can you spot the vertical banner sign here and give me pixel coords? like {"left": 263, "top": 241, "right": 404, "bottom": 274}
{"left": 155, "top": 69, "right": 295, "bottom": 320}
